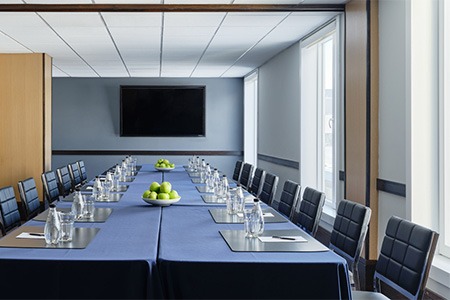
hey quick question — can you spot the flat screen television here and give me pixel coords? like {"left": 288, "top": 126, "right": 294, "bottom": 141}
{"left": 120, "top": 85, "right": 205, "bottom": 137}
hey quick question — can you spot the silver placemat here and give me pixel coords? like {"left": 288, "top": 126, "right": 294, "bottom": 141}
{"left": 33, "top": 207, "right": 113, "bottom": 223}
{"left": 0, "top": 226, "right": 100, "bottom": 249}
{"left": 80, "top": 184, "right": 128, "bottom": 193}
{"left": 209, "top": 208, "right": 288, "bottom": 224}
{"left": 196, "top": 186, "right": 214, "bottom": 194}
{"left": 219, "top": 229, "right": 329, "bottom": 252}
{"left": 191, "top": 178, "right": 204, "bottom": 184}
{"left": 61, "top": 193, "right": 123, "bottom": 203}
{"left": 188, "top": 172, "right": 200, "bottom": 178}
{"left": 201, "top": 194, "right": 256, "bottom": 204}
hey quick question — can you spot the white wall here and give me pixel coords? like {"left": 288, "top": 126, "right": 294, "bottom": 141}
{"left": 257, "top": 43, "right": 301, "bottom": 200}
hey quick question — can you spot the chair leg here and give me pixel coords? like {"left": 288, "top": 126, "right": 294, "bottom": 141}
{"left": 353, "top": 264, "right": 361, "bottom": 290}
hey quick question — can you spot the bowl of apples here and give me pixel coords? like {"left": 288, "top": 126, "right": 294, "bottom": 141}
{"left": 154, "top": 158, "right": 175, "bottom": 171}
{"left": 142, "top": 181, "right": 180, "bottom": 206}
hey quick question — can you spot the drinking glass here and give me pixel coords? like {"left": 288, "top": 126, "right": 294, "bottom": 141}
{"left": 59, "top": 211, "right": 75, "bottom": 242}
{"left": 243, "top": 209, "right": 255, "bottom": 238}
{"left": 226, "top": 191, "right": 238, "bottom": 215}
{"left": 102, "top": 180, "right": 112, "bottom": 200}
{"left": 235, "top": 187, "right": 245, "bottom": 214}
{"left": 84, "top": 198, "right": 95, "bottom": 218}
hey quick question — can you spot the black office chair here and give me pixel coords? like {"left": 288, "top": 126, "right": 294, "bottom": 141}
{"left": 292, "top": 187, "right": 326, "bottom": 236}
{"left": 248, "top": 168, "right": 266, "bottom": 197}
{"left": 68, "top": 162, "right": 82, "bottom": 190}
{"left": 56, "top": 166, "right": 72, "bottom": 196}
{"left": 77, "top": 160, "right": 88, "bottom": 185}
{"left": 271, "top": 180, "right": 301, "bottom": 219}
{"left": 259, "top": 172, "right": 278, "bottom": 206}
{"left": 353, "top": 216, "right": 439, "bottom": 300}
{"left": 0, "top": 186, "right": 22, "bottom": 235}
{"left": 238, "top": 163, "right": 254, "bottom": 189}
{"left": 18, "top": 178, "right": 42, "bottom": 220}
{"left": 232, "top": 160, "right": 243, "bottom": 182}
{"left": 329, "top": 199, "right": 372, "bottom": 291}
{"left": 41, "top": 170, "right": 60, "bottom": 207}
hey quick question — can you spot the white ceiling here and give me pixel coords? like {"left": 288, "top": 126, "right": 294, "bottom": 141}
{"left": 0, "top": 1, "right": 344, "bottom": 77}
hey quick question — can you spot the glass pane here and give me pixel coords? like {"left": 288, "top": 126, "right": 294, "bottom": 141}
{"left": 322, "top": 38, "right": 334, "bottom": 204}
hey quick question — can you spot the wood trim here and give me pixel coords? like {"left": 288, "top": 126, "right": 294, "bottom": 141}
{"left": 0, "top": 4, "right": 345, "bottom": 13}
{"left": 257, "top": 154, "right": 300, "bottom": 170}
{"left": 43, "top": 54, "right": 52, "bottom": 173}
{"left": 52, "top": 150, "right": 243, "bottom": 156}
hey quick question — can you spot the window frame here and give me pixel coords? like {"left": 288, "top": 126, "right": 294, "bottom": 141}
{"left": 244, "top": 70, "right": 259, "bottom": 166}
{"left": 299, "top": 16, "right": 344, "bottom": 214}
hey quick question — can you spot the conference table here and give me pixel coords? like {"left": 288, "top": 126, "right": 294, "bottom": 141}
{"left": 0, "top": 164, "right": 351, "bottom": 299}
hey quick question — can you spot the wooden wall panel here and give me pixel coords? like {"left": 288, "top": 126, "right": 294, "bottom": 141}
{"left": 0, "top": 53, "right": 50, "bottom": 205}
{"left": 44, "top": 54, "right": 52, "bottom": 172}
{"left": 345, "top": 0, "right": 367, "bottom": 206}
{"left": 345, "top": 0, "right": 379, "bottom": 261}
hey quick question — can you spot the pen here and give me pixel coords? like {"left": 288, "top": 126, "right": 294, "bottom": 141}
{"left": 29, "top": 233, "right": 45, "bottom": 237}
{"left": 272, "top": 235, "right": 296, "bottom": 241}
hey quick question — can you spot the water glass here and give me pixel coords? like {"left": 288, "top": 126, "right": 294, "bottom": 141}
{"left": 59, "top": 211, "right": 75, "bottom": 242}
{"left": 235, "top": 187, "right": 245, "bottom": 214}
{"left": 243, "top": 209, "right": 261, "bottom": 238}
{"left": 226, "top": 191, "right": 238, "bottom": 215}
{"left": 102, "top": 180, "right": 112, "bottom": 200}
{"left": 84, "top": 199, "right": 95, "bottom": 218}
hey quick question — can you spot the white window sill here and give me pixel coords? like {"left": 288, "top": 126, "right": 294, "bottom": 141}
{"left": 428, "top": 254, "right": 450, "bottom": 295}
{"left": 319, "top": 204, "right": 336, "bottom": 232}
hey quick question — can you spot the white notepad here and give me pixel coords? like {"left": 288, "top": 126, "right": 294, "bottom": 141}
{"left": 16, "top": 232, "right": 45, "bottom": 239}
{"left": 258, "top": 236, "right": 307, "bottom": 243}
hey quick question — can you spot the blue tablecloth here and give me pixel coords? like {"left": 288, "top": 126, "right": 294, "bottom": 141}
{"left": 0, "top": 164, "right": 351, "bottom": 299}
{"left": 158, "top": 205, "right": 351, "bottom": 299}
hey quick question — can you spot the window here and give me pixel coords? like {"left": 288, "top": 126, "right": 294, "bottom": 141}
{"left": 244, "top": 70, "right": 258, "bottom": 166}
{"left": 439, "top": 0, "right": 450, "bottom": 258}
{"left": 300, "top": 18, "right": 343, "bottom": 212}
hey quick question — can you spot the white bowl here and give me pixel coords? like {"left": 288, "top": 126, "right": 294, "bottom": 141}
{"left": 154, "top": 166, "right": 175, "bottom": 172}
{"left": 142, "top": 196, "right": 181, "bottom": 206}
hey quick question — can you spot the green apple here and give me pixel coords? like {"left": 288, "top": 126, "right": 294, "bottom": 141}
{"left": 142, "top": 190, "right": 151, "bottom": 198}
{"left": 158, "top": 192, "right": 170, "bottom": 200}
{"left": 149, "top": 191, "right": 158, "bottom": 200}
{"left": 158, "top": 159, "right": 164, "bottom": 163}
{"left": 169, "top": 190, "right": 179, "bottom": 199}
{"left": 169, "top": 163, "right": 175, "bottom": 168}
{"left": 150, "top": 182, "right": 160, "bottom": 193}
{"left": 163, "top": 159, "right": 170, "bottom": 165}
{"left": 160, "top": 181, "right": 172, "bottom": 193}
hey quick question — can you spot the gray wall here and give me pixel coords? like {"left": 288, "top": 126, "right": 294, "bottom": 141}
{"left": 378, "top": 0, "right": 407, "bottom": 247}
{"left": 257, "top": 43, "right": 301, "bottom": 200}
{"left": 52, "top": 77, "right": 243, "bottom": 178}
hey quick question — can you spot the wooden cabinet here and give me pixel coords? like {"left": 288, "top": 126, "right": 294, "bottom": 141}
{"left": 0, "top": 53, "right": 52, "bottom": 203}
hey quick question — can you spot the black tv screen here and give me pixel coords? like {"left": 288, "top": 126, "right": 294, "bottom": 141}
{"left": 120, "top": 85, "right": 205, "bottom": 137}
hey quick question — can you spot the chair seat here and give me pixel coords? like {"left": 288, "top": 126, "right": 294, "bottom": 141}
{"left": 352, "top": 291, "right": 389, "bottom": 300}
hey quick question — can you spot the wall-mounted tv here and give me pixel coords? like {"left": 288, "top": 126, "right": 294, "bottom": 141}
{"left": 120, "top": 85, "right": 205, "bottom": 137}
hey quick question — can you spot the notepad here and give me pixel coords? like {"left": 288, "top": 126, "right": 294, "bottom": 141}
{"left": 258, "top": 236, "right": 307, "bottom": 243}
{"left": 16, "top": 232, "right": 46, "bottom": 239}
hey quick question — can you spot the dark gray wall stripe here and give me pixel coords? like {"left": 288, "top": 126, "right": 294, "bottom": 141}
{"left": 376, "top": 178, "right": 406, "bottom": 197}
{"left": 53, "top": 150, "right": 243, "bottom": 156}
{"left": 257, "top": 153, "right": 299, "bottom": 169}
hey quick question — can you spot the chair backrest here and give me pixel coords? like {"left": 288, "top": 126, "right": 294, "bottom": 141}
{"left": 56, "top": 166, "right": 72, "bottom": 196}
{"left": 374, "top": 216, "right": 439, "bottom": 300}
{"left": 68, "top": 162, "right": 82, "bottom": 190}
{"left": 238, "top": 163, "right": 254, "bottom": 189}
{"left": 273, "top": 180, "right": 301, "bottom": 219}
{"left": 41, "top": 170, "right": 60, "bottom": 206}
{"left": 18, "top": 177, "right": 42, "bottom": 220}
{"left": 259, "top": 172, "right": 278, "bottom": 206}
{"left": 292, "top": 187, "right": 326, "bottom": 236}
{"left": 0, "top": 186, "right": 21, "bottom": 234}
{"left": 249, "top": 168, "right": 266, "bottom": 197}
{"left": 77, "top": 160, "right": 88, "bottom": 184}
{"left": 329, "top": 200, "right": 372, "bottom": 275}
{"left": 232, "top": 160, "right": 243, "bottom": 182}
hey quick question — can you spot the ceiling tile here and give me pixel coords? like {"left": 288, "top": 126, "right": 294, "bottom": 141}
{"left": 102, "top": 12, "right": 162, "bottom": 27}
{"left": 39, "top": 12, "right": 103, "bottom": 27}
{"left": 164, "top": 12, "right": 225, "bottom": 27}
{"left": 222, "top": 12, "right": 288, "bottom": 27}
